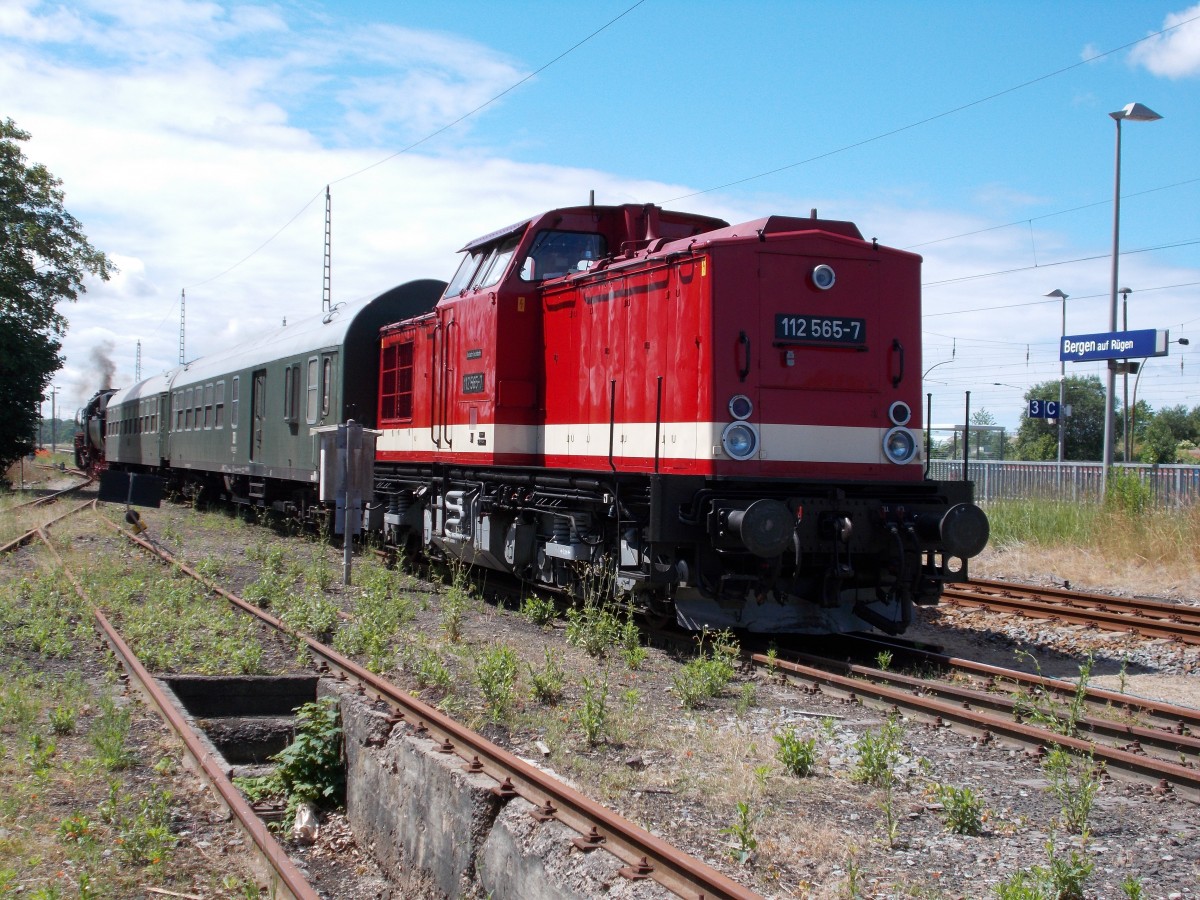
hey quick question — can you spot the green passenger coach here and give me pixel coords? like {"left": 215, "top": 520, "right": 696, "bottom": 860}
{"left": 103, "top": 280, "right": 444, "bottom": 511}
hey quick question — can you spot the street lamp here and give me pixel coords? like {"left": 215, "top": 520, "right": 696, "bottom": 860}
{"left": 1103, "top": 102, "right": 1162, "bottom": 496}
{"left": 1046, "top": 289, "right": 1069, "bottom": 463}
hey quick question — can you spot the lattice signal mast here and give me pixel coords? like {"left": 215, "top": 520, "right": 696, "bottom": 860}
{"left": 322, "top": 185, "right": 332, "bottom": 313}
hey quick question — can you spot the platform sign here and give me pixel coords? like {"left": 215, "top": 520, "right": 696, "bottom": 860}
{"left": 1060, "top": 329, "right": 1168, "bottom": 362}
{"left": 1028, "top": 399, "right": 1059, "bottom": 419}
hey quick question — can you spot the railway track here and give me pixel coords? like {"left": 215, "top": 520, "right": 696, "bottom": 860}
{"left": 751, "top": 646, "right": 1200, "bottom": 802}
{"left": 29, "top": 524, "right": 321, "bottom": 900}
{"left": 0, "top": 498, "right": 97, "bottom": 554}
{"left": 9, "top": 473, "right": 93, "bottom": 510}
{"left": 944, "top": 578, "right": 1200, "bottom": 645}
{"left": 843, "top": 632, "right": 1200, "bottom": 739}
{"left": 100, "top": 517, "right": 762, "bottom": 900}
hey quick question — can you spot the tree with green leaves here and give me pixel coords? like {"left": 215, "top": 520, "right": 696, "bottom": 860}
{"left": 1, "top": 118, "right": 113, "bottom": 475}
{"left": 1011, "top": 375, "right": 1107, "bottom": 462}
{"left": 1138, "top": 403, "right": 1200, "bottom": 464}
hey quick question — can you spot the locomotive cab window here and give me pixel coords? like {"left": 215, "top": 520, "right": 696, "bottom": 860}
{"left": 444, "top": 247, "right": 487, "bottom": 297}
{"left": 443, "top": 233, "right": 523, "bottom": 296}
{"left": 520, "top": 230, "right": 606, "bottom": 282}
{"left": 381, "top": 341, "right": 414, "bottom": 421}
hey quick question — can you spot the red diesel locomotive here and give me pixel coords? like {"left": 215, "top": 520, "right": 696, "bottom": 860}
{"left": 372, "top": 203, "right": 988, "bottom": 634}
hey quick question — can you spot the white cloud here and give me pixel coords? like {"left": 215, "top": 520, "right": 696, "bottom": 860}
{"left": 1129, "top": 4, "right": 1200, "bottom": 78}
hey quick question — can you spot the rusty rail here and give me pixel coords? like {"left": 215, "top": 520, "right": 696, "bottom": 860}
{"left": 754, "top": 652, "right": 1199, "bottom": 802}
{"left": 10, "top": 475, "right": 94, "bottom": 510}
{"left": 1, "top": 499, "right": 97, "bottom": 554}
{"left": 943, "top": 582, "right": 1200, "bottom": 645}
{"left": 31, "top": 526, "right": 323, "bottom": 900}
{"left": 106, "top": 517, "right": 763, "bottom": 900}
{"left": 844, "top": 632, "right": 1200, "bottom": 736}
{"left": 779, "top": 646, "right": 1200, "bottom": 765}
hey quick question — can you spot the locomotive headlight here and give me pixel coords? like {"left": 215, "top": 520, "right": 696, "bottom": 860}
{"left": 882, "top": 426, "right": 917, "bottom": 464}
{"left": 888, "top": 400, "right": 912, "bottom": 426}
{"left": 728, "top": 394, "right": 753, "bottom": 420}
{"left": 721, "top": 422, "right": 759, "bottom": 460}
{"left": 811, "top": 264, "right": 836, "bottom": 290}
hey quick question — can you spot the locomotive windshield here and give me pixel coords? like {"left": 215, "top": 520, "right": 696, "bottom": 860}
{"left": 443, "top": 233, "right": 522, "bottom": 297}
{"left": 520, "top": 230, "right": 606, "bottom": 282}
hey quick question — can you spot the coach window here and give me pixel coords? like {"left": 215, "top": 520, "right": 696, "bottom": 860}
{"left": 283, "top": 365, "right": 298, "bottom": 422}
{"left": 306, "top": 357, "right": 319, "bottom": 424}
{"left": 231, "top": 376, "right": 239, "bottom": 429}
{"left": 321, "top": 356, "right": 334, "bottom": 418}
{"left": 520, "top": 230, "right": 606, "bottom": 282}
{"left": 204, "top": 383, "right": 214, "bottom": 429}
{"left": 185, "top": 388, "right": 194, "bottom": 430}
{"left": 215, "top": 381, "right": 225, "bottom": 428}
{"left": 174, "top": 392, "right": 183, "bottom": 431}
{"left": 195, "top": 390, "right": 203, "bottom": 430}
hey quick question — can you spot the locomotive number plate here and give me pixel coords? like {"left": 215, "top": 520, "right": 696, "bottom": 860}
{"left": 774, "top": 314, "right": 866, "bottom": 345}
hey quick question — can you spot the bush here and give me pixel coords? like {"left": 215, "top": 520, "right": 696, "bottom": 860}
{"left": 272, "top": 697, "right": 345, "bottom": 818}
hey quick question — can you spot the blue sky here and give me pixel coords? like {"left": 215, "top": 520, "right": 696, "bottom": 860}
{"left": 3, "top": 0, "right": 1198, "bottom": 430}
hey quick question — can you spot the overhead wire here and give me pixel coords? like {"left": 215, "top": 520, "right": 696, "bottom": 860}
{"left": 659, "top": 13, "right": 1200, "bottom": 204}
{"left": 180, "top": 0, "right": 649, "bottom": 291}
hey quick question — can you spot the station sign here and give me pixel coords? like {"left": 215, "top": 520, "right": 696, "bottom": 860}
{"left": 1028, "top": 399, "right": 1059, "bottom": 419}
{"left": 1060, "top": 329, "right": 1169, "bottom": 362}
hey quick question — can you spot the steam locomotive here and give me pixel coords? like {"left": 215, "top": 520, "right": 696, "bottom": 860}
{"left": 77, "top": 202, "right": 988, "bottom": 634}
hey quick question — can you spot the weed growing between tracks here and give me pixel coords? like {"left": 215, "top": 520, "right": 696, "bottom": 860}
{"left": 0, "top": 523, "right": 270, "bottom": 898}
{"left": 61, "top": 495, "right": 1198, "bottom": 898}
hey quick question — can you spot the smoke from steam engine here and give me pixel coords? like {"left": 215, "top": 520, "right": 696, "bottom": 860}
{"left": 91, "top": 341, "right": 116, "bottom": 389}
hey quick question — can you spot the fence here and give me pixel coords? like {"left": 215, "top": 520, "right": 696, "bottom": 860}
{"left": 926, "top": 459, "right": 1200, "bottom": 508}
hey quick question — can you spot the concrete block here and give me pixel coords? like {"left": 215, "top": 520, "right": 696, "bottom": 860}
{"left": 480, "top": 797, "right": 672, "bottom": 900}
{"left": 322, "top": 679, "right": 501, "bottom": 899}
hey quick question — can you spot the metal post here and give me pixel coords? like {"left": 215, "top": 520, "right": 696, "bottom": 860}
{"left": 1103, "top": 102, "right": 1162, "bottom": 496}
{"left": 50, "top": 386, "right": 59, "bottom": 455}
{"left": 1103, "top": 115, "right": 1123, "bottom": 495}
{"left": 962, "top": 391, "right": 971, "bottom": 483}
{"left": 1121, "top": 288, "right": 1131, "bottom": 461}
{"left": 924, "top": 393, "right": 932, "bottom": 478}
{"left": 342, "top": 422, "right": 352, "bottom": 586}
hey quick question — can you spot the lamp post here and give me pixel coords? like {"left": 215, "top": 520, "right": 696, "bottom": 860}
{"left": 50, "top": 385, "right": 60, "bottom": 456}
{"left": 1103, "top": 102, "right": 1162, "bottom": 497}
{"left": 1045, "top": 289, "right": 1069, "bottom": 464}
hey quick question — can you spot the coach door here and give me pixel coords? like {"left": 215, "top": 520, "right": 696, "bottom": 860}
{"left": 250, "top": 369, "right": 267, "bottom": 462}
